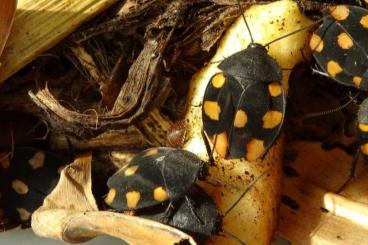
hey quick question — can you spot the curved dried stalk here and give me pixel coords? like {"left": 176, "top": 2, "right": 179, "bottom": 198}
{"left": 28, "top": 1, "right": 187, "bottom": 137}
{"left": 28, "top": 28, "right": 173, "bottom": 135}
{"left": 0, "top": 0, "right": 120, "bottom": 83}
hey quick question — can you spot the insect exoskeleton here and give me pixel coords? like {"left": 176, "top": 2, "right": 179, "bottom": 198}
{"left": 0, "top": 147, "right": 69, "bottom": 223}
{"left": 310, "top": 5, "right": 368, "bottom": 159}
{"left": 105, "top": 147, "right": 208, "bottom": 211}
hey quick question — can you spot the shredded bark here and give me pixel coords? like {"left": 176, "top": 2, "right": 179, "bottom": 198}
{"left": 22, "top": 0, "right": 243, "bottom": 138}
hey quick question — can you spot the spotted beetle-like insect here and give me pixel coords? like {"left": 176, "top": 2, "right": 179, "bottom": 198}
{"left": 141, "top": 171, "right": 263, "bottom": 245}
{"left": 105, "top": 147, "right": 207, "bottom": 212}
{"left": 201, "top": 2, "right": 297, "bottom": 161}
{"left": 106, "top": 146, "right": 264, "bottom": 244}
{"left": 310, "top": 5, "right": 368, "bottom": 91}
{"left": 0, "top": 147, "right": 69, "bottom": 223}
{"left": 309, "top": 5, "right": 368, "bottom": 160}
{"left": 202, "top": 47, "right": 285, "bottom": 161}
{"left": 139, "top": 185, "right": 221, "bottom": 243}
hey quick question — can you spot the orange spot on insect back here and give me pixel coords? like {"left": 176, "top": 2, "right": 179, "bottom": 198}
{"left": 28, "top": 151, "right": 45, "bottom": 169}
{"left": 144, "top": 148, "right": 158, "bottom": 156}
{"left": 105, "top": 188, "right": 116, "bottom": 205}
{"left": 246, "top": 139, "right": 265, "bottom": 161}
{"left": 337, "top": 32, "right": 353, "bottom": 49}
{"left": 16, "top": 208, "right": 31, "bottom": 221}
{"left": 360, "top": 15, "right": 368, "bottom": 28}
{"left": 234, "top": 110, "right": 248, "bottom": 128}
{"left": 353, "top": 76, "right": 362, "bottom": 87}
{"left": 212, "top": 132, "right": 228, "bottom": 158}
{"left": 211, "top": 73, "right": 226, "bottom": 88}
{"left": 124, "top": 165, "right": 139, "bottom": 176}
{"left": 361, "top": 143, "right": 368, "bottom": 155}
{"left": 359, "top": 123, "right": 368, "bottom": 132}
{"left": 268, "top": 82, "right": 282, "bottom": 97}
{"left": 153, "top": 186, "right": 169, "bottom": 202}
{"left": 11, "top": 179, "right": 29, "bottom": 195}
{"left": 310, "top": 33, "right": 324, "bottom": 52}
{"left": 327, "top": 60, "right": 343, "bottom": 77}
{"left": 204, "top": 101, "right": 221, "bottom": 121}
{"left": 329, "top": 5, "right": 350, "bottom": 21}
{"left": 126, "top": 191, "right": 141, "bottom": 209}
{"left": 262, "top": 111, "right": 283, "bottom": 129}
{"left": 0, "top": 152, "right": 11, "bottom": 169}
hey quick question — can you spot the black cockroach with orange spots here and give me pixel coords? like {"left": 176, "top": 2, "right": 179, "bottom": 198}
{"left": 0, "top": 147, "right": 69, "bottom": 223}
{"left": 139, "top": 183, "right": 260, "bottom": 245}
{"left": 310, "top": 5, "right": 368, "bottom": 160}
{"left": 105, "top": 147, "right": 208, "bottom": 213}
{"left": 310, "top": 5, "right": 368, "bottom": 91}
{"left": 202, "top": 1, "right": 289, "bottom": 161}
{"left": 145, "top": 172, "right": 264, "bottom": 244}
{"left": 106, "top": 146, "right": 265, "bottom": 244}
{"left": 137, "top": 185, "right": 221, "bottom": 243}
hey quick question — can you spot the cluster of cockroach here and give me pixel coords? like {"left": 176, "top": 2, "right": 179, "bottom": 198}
{"left": 1, "top": 3, "right": 368, "bottom": 245}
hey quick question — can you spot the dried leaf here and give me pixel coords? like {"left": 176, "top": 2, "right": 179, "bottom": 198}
{"left": 0, "top": 0, "right": 16, "bottom": 57}
{"left": 32, "top": 153, "right": 98, "bottom": 242}
{"left": 0, "top": 0, "right": 120, "bottom": 83}
{"left": 29, "top": 1, "right": 187, "bottom": 136}
{"left": 49, "top": 127, "right": 150, "bottom": 151}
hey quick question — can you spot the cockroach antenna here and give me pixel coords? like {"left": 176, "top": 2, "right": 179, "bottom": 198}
{"left": 237, "top": 0, "right": 254, "bottom": 44}
{"left": 220, "top": 171, "right": 267, "bottom": 245}
{"left": 264, "top": 19, "right": 322, "bottom": 48}
{"left": 224, "top": 171, "right": 267, "bottom": 216}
